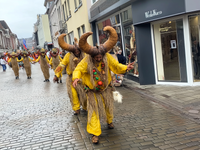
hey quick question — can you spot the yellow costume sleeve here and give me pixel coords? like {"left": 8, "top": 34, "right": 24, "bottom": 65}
{"left": 55, "top": 53, "right": 70, "bottom": 78}
{"left": 45, "top": 55, "right": 50, "bottom": 63}
{"left": 107, "top": 53, "right": 127, "bottom": 74}
{"left": 8, "top": 58, "right": 11, "bottom": 63}
{"left": 72, "top": 56, "right": 88, "bottom": 81}
{"left": 35, "top": 55, "right": 41, "bottom": 62}
{"left": 49, "top": 57, "right": 52, "bottom": 66}
{"left": 28, "top": 57, "right": 32, "bottom": 62}
{"left": 59, "top": 55, "right": 63, "bottom": 62}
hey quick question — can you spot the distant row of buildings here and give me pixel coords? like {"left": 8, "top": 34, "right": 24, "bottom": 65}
{"left": 32, "top": 0, "right": 93, "bottom": 51}
{"left": 0, "top": 20, "right": 19, "bottom": 54}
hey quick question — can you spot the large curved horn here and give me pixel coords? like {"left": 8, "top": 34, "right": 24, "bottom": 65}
{"left": 103, "top": 26, "right": 118, "bottom": 52}
{"left": 79, "top": 32, "right": 93, "bottom": 54}
{"left": 58, "top": 34, "right": 75, "bottom": 52}
{"left": 50, "top": 51, "right": 57, "bottom": 57}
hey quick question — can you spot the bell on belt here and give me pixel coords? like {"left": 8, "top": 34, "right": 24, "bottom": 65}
{"left": 101, "top": 70, "right": 105, "bottom": 74}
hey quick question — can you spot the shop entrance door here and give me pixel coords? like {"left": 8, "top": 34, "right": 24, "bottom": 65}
{"left": 153, "top": 19, "right": 187, "bottom": 82}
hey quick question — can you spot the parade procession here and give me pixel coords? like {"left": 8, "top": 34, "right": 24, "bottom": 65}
{"left": 1, "top": 26, "right": 134, "bottom": 144}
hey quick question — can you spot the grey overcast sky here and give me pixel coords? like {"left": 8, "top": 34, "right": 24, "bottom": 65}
{"left": 0, "top": 0, "right": 46, "bottom": 39}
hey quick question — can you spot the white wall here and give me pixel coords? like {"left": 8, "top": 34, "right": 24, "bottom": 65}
{"left": 50, "top": 4, "right": 60, "bottom": 48}
{"left": 37, "top": 16, "right": 45, "bottom": 48}
{"left": 185, "top": 0, "right": 200, "bottom": 13}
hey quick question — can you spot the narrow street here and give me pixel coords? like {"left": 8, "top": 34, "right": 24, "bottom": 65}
{"left": 1, "top": 64, "right": 200, "bottom": 150}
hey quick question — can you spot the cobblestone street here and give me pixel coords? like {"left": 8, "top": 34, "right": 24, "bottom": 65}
{"left": 1, "top": 64, "right": 200, "bottom": 150}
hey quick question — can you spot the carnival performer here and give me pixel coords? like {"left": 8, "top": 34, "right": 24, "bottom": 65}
{"left": 49, "top": 47, "right": 63, "bottom": 83}
{"left": 72, "top": 26, "right": 134, "bottom": 144}
{"left": 8, "top": 52, "right": 22, "bottom": 79}
{"left": 20, "top": 51, "right": 33, "bottom": 79}
{"left": 34, "top": 48, "right": 50, "bottom": 82}
{"left": 53, "top": 35, "right": 87, "bottom": 115}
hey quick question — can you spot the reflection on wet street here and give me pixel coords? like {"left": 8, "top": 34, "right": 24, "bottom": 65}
{"left": 1, "top": 64, "right": 200, "bottom": 150}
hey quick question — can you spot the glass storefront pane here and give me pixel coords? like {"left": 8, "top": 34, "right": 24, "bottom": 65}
{"left": 97, "top": 15, "right": 122, "bottom": 50}
{"left": 97, "top": 7, "right": 139, "bottom": 77}
{"left": 121, "top": 7, "right": 139, "bottom": 77}
{"left": 189, "top": 14, "right": 200, "bottom": 82}
{"left": 154, "top": 19, "right": 184, "bottom": 81}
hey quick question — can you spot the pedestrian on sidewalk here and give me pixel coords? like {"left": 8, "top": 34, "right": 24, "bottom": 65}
{"left": 49, "top": 47, "right": 63, "bottom": 83}
{"left": 72, "top": 26, "right": 134, "bottom": 144}
{"left": 20, "top": 51, "right": 34, "bottom": 79}
{"left": 7, "top": 52, "right": 22, "bottom": 79}
{"left": 53, "top": 35, "right": 87, "bottom": 115}
{"left": 33, "top": 48, "right": 50, "bottom": 82}
{"left": 0, "top": 56, "right": 7, "bottom": 72}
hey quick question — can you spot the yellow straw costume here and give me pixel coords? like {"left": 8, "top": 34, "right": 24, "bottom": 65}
{"left": 55, "top": 35, "right": 87, "bottom": 113}
{"left": 35, "top": 48, "right": 50, "bottom": 81}
{"left": 49, "top": 48, "right": 63, "bottom": 82}
{"left": 20, "top": 51, "right": 33, "bottom": 78}
{"left": 72, "top": 26, "right": 128, "bottom": 142}
{"left": 8, "top": 52, "right": 22, "bottom": 79}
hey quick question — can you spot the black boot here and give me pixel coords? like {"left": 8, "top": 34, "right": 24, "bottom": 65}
{"left": 60, "top": 79, "right": 62, "bottom": 83}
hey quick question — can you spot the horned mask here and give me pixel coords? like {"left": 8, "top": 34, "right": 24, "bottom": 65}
{"left": 58, "top": 34, "right": 80, "bottom": 53}
{"left": 50, "top": 47, "right": 59, "bottom": 57}
{"left": 79, "top": 26, "right": 118, "bottom": 57}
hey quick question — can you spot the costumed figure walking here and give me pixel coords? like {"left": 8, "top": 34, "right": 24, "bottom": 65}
{"left": 34, "top": 48, "right": 50, "bottom": 82}
{"left": 72, "top": 26, "right": 134, "bottom": 144}
{"left": 8, "top": 52, "right": 22, "bottom": 79}
{"left": 49, "top": 47, "right": 63, "bottom": 83}
{"left": 20, "top": 51, "right": 33, "bottom": 79}
{"left": 53, "top": 35, "right": 87, "bottom": 115}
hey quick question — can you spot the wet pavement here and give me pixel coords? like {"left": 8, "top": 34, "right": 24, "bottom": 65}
{"left": 1, "top": 64, "right": 200, "bottom": 150}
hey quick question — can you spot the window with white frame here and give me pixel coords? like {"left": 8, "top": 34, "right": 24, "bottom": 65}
{"left": 64, "top": 1, "right": 68, "bottom": 19}
{"left": 74, "top": 0, "right": 77, "bottom": 9}
{"left": 67, "top": 0, "right": 71, "bottom": 16}
{"left": 92, "top": 0, "right": 98, "bottom": 4}
{"left": 77, "top": 27, "right": 81, "bottom": 39}
{"left": 62, "top": 5, "right": 66, "bottom": 21}
{"left": 81, "top": 25, "right": 85, "bottom": 34}
{"left": 68, "top": 31, "right": 74, "bottom": 45}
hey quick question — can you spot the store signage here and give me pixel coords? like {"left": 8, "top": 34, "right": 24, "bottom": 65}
{"left": 145, "top": 9, "right": 162, "bottom": 18}
{"left": 132, "top": 0, "right": 185, "bottom": 25}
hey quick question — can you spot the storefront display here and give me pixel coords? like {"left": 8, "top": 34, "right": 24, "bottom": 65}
{"left": 189, "top": 13, "right": 200, "bottom": 82}
{"left": 97, "top": 6, "right": 139, "bottom": 78}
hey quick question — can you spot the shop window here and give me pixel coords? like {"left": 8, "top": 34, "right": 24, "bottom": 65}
{"left": 121, "top": 7, "right": 139, "bottom": 77}
{"left": 153, "top": 19, "right": 186, "bottom": 81}
{"left": 97, "top": 14, "right": 121, "bottom": 46}
{"left": 189, "top": 14, "right": 200, "bottom": 82}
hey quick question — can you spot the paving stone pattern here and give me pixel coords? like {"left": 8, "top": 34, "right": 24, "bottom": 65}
{"left": 1, "top": 64, "right": 200, "bottom": 150}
